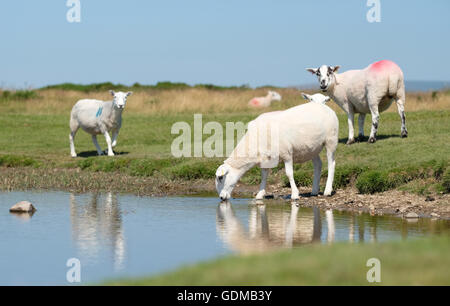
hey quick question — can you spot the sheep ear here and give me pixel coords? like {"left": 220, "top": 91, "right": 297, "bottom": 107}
{"left": 301, "top": 92, "right": 311, "bottom": 101}
{"left": 126, "top": 91, "right": 133, "bottom": 97}
{"left": 306, "top": 68, "right": 318, "bottom": 75}
{"left": 109, "top": 90, "right": 116, "bottom": 96}
{"left": 216, "top": 164, "right": 230, "bottom": 177}
{"left": 331, "top": 66, "right": 341, "bottom": 73}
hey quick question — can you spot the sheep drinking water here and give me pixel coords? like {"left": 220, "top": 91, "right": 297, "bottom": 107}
{"left": 307, "top": 60, "right": 408, "bottom": 144}
{"left": 69, "top": 90, "right": 132, "bottom": 157}
{"left": 216, "top": 93, "right": 338, "bottom": 201}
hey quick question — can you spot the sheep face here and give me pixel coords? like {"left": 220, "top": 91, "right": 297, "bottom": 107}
{"left": 301, "top": 92, "right": 331, "bottom": 105}
{"left": 215, "top": 164, "right": 238, "bottom": 201}
{"left": 110, "top": 90, "right": 133, "bottom": 109}
{"left": 269, "top": 91, "right": 282, "bottom": 101}
{"left": 306, "top": 65, "right": 340, "bottom": 92}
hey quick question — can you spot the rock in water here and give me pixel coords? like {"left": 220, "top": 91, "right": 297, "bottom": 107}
{"left": 9, "top": 201, "right": 36, "bottom": 213}
{"left": 405, "top": 212, "right": 419, "bottom": 219}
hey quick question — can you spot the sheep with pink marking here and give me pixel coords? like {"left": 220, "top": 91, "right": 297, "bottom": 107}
{"left": 307, "top": 60, "right": 408, "bottom": 144}
{"left": 248, "top": 91, "right": 282, "bottom": 108}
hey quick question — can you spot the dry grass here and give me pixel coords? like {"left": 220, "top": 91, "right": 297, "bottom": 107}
{"left": 1, "top": 88, "right": 449, "bottom": 115}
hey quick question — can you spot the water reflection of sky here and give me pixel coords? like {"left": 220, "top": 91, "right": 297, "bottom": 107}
{"left": 0, "top": 191, "right": 448, "bottom": 285}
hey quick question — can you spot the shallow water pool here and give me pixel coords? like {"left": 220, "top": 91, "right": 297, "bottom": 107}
{"left": 0, "top": 191, "right": 448, "bottom": 285}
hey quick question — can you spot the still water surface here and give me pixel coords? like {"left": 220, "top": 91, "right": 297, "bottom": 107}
{"left": 0, "top": 191, "right": 448, "bottom": 285}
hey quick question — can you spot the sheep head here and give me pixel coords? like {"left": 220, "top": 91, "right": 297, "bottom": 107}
{"left": 110, "top": 90, "right": 133, "bottom": 109}
{"left": 306, "top": 65, "right": 340, "bottom": 92}
{"left": 215, "top": 163, "right": 240, "bottom": 201}
{"left": 268, "top": 91, "right": 282, "bottom": 101}
{"left": 301, "top": 92, "right": 331, "bottom": 105}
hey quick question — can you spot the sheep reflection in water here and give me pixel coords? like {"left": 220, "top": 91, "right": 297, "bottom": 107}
{"left": 69, "top": 192, "right": 125, "bottom": 271}
{"left": 216, "top": 201, "right": 336, "bottom": 254}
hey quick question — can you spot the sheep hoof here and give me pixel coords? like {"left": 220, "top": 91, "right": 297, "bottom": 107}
{"left": 401, "top": 131, "right": 408, "bottom": 138}
{"left": 346, "top": 138, "right": 356, "bottom": 145}
{"left": 368, "top": 137, "right": 377, "bottom": 143}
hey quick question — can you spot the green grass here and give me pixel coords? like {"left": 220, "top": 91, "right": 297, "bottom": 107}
{"left": 0, "top": 110, "right": 449, "bottom": 194}
{"left": 104, "top": 236, "right": 450, "bottom": 286}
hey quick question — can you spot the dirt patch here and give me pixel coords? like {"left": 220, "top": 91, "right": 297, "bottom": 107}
{"left": 1, "top": 167, "right": 449, "bottom": 219}
{"left": 256, "top": 185, "right": 450, "bottom": 220}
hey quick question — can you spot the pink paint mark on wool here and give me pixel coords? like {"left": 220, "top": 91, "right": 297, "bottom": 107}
{"left": 369, "top": 60, "right": 400, "bottom": 74}
{"left": 251, "top": 99, "right": 260, "bottom": 106}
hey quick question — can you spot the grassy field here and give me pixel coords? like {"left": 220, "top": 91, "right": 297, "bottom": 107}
{"left": 104, "top": 235, "right": 450, "bottom": 286}
{"left": 0, "top": 85, "right": 449, "bottom": 195}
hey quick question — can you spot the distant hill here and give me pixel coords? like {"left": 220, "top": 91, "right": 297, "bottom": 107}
{"left": 405, "top": 81, "right": 450, "bottom": 92}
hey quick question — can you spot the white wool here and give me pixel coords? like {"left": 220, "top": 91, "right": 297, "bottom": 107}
{"left": 307, "top": 60, "right": 408, "bottom": 144}
{"left": 69, "top": 90, "right": 133, "bottom": 157}
{"left": 215, "top": 102, "right": 338, "bottom": 200}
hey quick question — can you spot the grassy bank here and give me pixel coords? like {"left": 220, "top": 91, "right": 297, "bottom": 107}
{"left": 104, "top": 236, "right": 450, "bottom": 286}
{"left": 0, "top": 87, "right": 449, "bottom": 196}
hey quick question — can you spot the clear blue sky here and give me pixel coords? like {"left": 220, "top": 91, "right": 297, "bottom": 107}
{"left": 0, "top": 0, "right": 449, "bottom": 88}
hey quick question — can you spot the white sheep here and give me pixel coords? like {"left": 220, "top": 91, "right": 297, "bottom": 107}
{"left": 69, "top": 90, "right": 132, "bottom": 157}
{"left": 216, "top": 93, "right": 338, "bottom": 201}
{"left": 301, "top": 92, "right": 331, "bottom": 105}
{"left": 248, "top": 90, "right": 282, "bottom": 108}
{"left": 307, "top": 60, "right": 408, "bottom": 144}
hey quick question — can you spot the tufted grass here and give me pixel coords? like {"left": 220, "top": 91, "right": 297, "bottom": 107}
{"left": 0, "top": 87, "right": 449, "bottom": 195}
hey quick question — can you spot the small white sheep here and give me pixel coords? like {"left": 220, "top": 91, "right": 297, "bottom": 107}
{"left": 307, "top": 60, "right": 407, "bottom": 144}
{"left": 69, "top": 90, "right": 132, "bottom": 157}
{"left": 248, "top": 90, "right": 282, "bottom": 108}
{"left": 216, "top": 93, "right": 338, "bottom": 201}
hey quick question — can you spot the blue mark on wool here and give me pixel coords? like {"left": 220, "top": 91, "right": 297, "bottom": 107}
{"left": 96, "top": 107, "right": 103, "bottom": 118}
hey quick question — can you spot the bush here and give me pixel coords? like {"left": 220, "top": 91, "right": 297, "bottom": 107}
{"left": 170, "top": 160, "right": 220, "bottom": 180}
{"left": 356, "top": 170, "right": 392, "bottom": 194}
{"left": 0, "top": 155, "right": 38, "bottom": 167}
{"left": 283, "top": 170, "right": 313, "bottom": 187}
{"left": 128, "top": 158, "right": 176, "bottom": 177}
{"left": 441, "top": 168, "right": 450, "bottom": 194}
{"left": 0, "top": 90, "right": 39, "bottom": 101}
{"left": 332, "top": 165, "right": 365, "bottom": 189}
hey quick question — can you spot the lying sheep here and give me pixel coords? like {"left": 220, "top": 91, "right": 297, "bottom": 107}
{"left": 69, "top": 90, "right": 132, "bottom": 157}
{"left": 216, "top": 93, "right": 338, "bottom": 201}
{"left": 307, "top": 60, "right": 408, "bottom": 144}
{"left": 248, "top": 91, "right": 282, "bottom": 108}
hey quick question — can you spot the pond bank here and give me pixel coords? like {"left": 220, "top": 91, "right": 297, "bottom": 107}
{"left": 1, "top": 167, "right": 449, "bottom": 219}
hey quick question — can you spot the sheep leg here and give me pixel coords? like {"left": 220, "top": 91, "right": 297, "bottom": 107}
{"left": 69, "top": 119, "right": 79, "bottom": 158}
{"left": 324, "top": 149, "right": 335, "bottom": 196}
{"left": 285, "top": 160, "right": 299, "bottom": 200}
{"left": 346, "top": 110, "right": 356, "bottom": 145}
{"left": 70, "top": 132, "right": 77, "bottom": 158}
{"left": 255, "top": 168, "right": 270, "bottom": 200}
{"left": 368, "top": 102, "right": 380, "bottom": 143}
{"left": 395, "top": 96, "right": 408, "bottom": 138}
{"left": 311, "top": 156, "right": 322, "bottom": 196}
{"left": 92, "top": 135, "right": 104, "bottom": 156}
{"left": 103, "top": 131, "right": 115, "bottom": 156}
{"left": 111, "top": 130, "right": 119, "bottom": 147}
{"left": 358, "top": 114, "right": 366, "bottom": 141}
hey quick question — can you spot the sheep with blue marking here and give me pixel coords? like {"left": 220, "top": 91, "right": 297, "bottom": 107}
{"left": 69, "top": 90, "right": 132, "bottom": 157}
